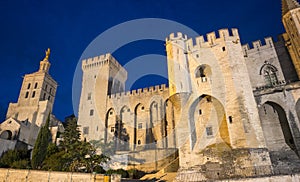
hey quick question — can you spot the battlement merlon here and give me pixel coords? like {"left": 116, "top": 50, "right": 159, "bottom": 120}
{"left": 107, "top": 84, "right": 168, "bottom": 99}
{"left": 166, "top": 32, "right": 188, "bottom": 42}
{"left": 168, "top": 28, "right": 239, "bottom": 50}
{"left": 81, "top": 53, "right": 127, "bottom": 77}
{"left": 242, "top": 37, "right": 274, "bottom": 56}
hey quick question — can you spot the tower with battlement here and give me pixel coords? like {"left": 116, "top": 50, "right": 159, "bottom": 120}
{"left": 78, "top": 53, "right": 127, "bottom": 142}
{"left": 166, "top": 32, "right": 191, "bottom": 96}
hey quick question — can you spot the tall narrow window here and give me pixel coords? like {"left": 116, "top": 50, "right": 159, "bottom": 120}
{"left": 206, "top": 126, "right": 213, "bottom": 136}
{"left": 87, "top": 93, "right": 91, "bottom": 100}
{"left": 49, "top": 88, "right": 52, "bottom": 94}
{"left": 25, "top": 92, "right": 29, "bottom": 98}
{"left": 229, "top": 116, "right": 233, "bottom": 123}
{"left": 90, "top": 109, "right": 94, "bottom": 116}
{"left": 43, "top": 93, "right": 46, "bottom": 100}
{"left": 34, "top": 83, "right": 38, "bottom": 89}
{"left": 27, "top": 83, "right": 31, "bottom": 89}
{"left": 199, "top": 109, "right": 202, "bottom": 115}
{"left": 138, "top": 123, "right": 143, "bottom": 129}
{"left": 83, "top": 127, "right": 89, "bottom": 134}
{"left": 32, "top": 91, "right": 36, "bottom": 98}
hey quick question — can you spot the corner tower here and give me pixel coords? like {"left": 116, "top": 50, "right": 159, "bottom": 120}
{"left": 166, "top": 33, "right": 192, "bottom": 96}
{"left": 78, "top": 54, "right": 127, "bottom": 141}
{"left": 282, "top": 0, "right": 300, "bottom": 78}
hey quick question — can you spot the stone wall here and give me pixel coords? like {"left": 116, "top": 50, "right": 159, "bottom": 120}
{"left": 0, "top": 168, "right": 121, "bottom": 182}
{"left": 175, "top": 173, "right": 300, "bottom": 182}
{"left": 0, "top": 139, "right": 16, "bottom": 156}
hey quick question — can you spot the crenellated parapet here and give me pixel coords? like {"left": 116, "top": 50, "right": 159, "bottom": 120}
{"left": 108, "top": 84, "right": 168, "bottom": 99}
{"left": 82, "top": 53, "right": 123, "bottom": 71}
{"left": 165, "top": 32, "right": 188, "bottom": 42}
{"left": 242, "top": 37, "right": 274, "bottom": 56}
{"left": 185, "top": 28, "right": 240, "bottom": 49}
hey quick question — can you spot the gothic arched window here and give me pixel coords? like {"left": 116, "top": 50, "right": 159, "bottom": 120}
{"left": 195, "top": 65, "right": 212, "bottom": 82}
{"left": 195, "top": 66, "right": 206, "bottom": 78}
{"left": 260, "top": 63, "right": 278, "bottom": 87}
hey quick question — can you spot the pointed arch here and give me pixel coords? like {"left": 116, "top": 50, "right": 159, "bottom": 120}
{"left": 105, "top": 108, "right": 116, "bottom": 144}
{"left": 0, "top": 130, "right": 13, "bottom": 140}
{"left": 164, "top": 99, "right": 176, "bottom": 148}
{"left": 147, "top": 101, "right": 159, "bottom": 149}
{"left": 150, "top": 101, "right": 159, "bottom": 125}
{"left": 195, "top": 64, "right": 212, "bottom": 82}
{"left": 189, "top": 95, "right": 230, "bottom": 150}
{"left": 134, "top": 103, "right": 147, "bottom": 150}
{"left": 258, "top": 101, "right": 296, "bottom": 152}
{"left": 119, "top": 105, "right": 131, "bottom": 151}
{"left": 120, "top": 105, "right": 131, "bottom": 121}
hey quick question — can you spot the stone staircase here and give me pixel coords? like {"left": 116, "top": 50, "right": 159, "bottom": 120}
{"left": 139, "top": 157, "right": 179, "bottom": 182}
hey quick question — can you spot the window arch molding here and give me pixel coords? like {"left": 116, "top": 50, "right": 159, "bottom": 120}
{"left": 259, "top": 62, "right": 279, "bottom": 86}
{"left": 195, "top": 64, "right": 212, "bottom": 79}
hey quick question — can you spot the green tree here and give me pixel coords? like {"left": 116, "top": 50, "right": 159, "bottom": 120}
{"left": 42, "top": 143, "right": 66, "bottom": 171}
{"left": 31, "top": 113, "right": 51, "bottom": 169}
{"left": 0, "top": 149, "right": 30, "bottom": 169}
{"left": 39, "top": 115, "right": 111, "bottom": 172}
{"left": 59, "top": 116, "right": 82, "bottom": 171}
{"left": 80, "top": 140, "right": 110, "bottom": 173}
{"left": 42, "top": 150, "right": 66, "bottom": 171}
{"left": 59, "top": 116, "right": 81, "bottom": 152}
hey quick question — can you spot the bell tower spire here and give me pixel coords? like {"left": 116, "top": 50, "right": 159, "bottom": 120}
{"left": 282, "top": 0, "right": 300, "bottom": 16}
{"left": 282, "top": 0, "right": 300, "bottom": 79}
{"left": 39, "top": 48, "right": 51, "bottom": 73}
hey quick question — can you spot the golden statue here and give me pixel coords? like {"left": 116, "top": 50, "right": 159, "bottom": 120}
{"left": 43, "top": 48, "right": 50, "bottom": 61}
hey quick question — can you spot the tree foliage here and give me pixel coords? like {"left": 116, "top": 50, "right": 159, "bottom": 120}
{"left": 42, "top": 116, "right": 110, "bottom": 173}
{"left": 31, "top": 113, "right": 51, "bottom": 169}
{"left": 0, "top": 149, "right": 30, "bottom": 169}
{"left": 59, "top": 116, "right": 81, "bottom": 151}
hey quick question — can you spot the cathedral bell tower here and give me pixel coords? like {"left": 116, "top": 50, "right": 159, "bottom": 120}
{"left": 6, "top": 48, "right": 58, "bottom": 127}
{"left": 282, "top": 0, "right": 300, "bottom": 78}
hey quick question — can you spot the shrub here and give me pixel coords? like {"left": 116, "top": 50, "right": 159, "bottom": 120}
{"left": 0, "top": 149, "right": 30, "bottom": 168}
{"left": 94, "top": 165, "right": 106, "bottom": 174}
{"left": 11, "top": 160, "right": 30, "bottom": 169}
{"left": 127, "top": 169, "right": 146, "bottom": 179}
{"left": 106, "top": 168, "right": 129, "bottom": 178}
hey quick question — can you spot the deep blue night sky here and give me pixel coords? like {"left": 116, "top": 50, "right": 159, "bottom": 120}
{"left": 0, "top": 0, "right": 286, "bottom": 121}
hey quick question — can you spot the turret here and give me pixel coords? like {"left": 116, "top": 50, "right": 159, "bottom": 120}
{"left": 166, "top": 32, "right": 192, "bottom": 96}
